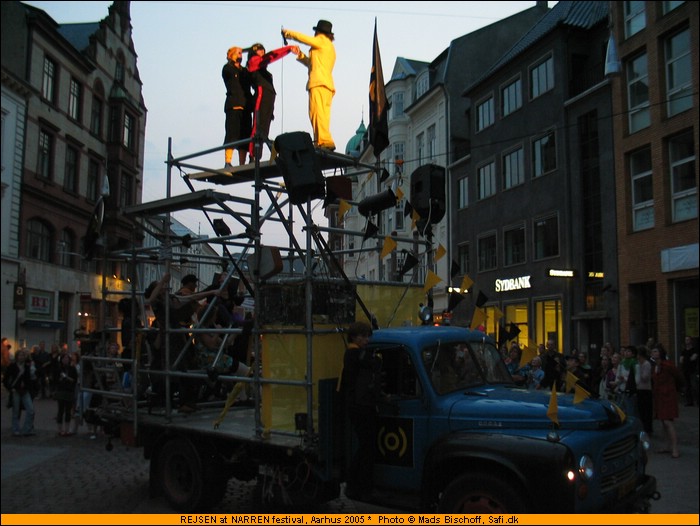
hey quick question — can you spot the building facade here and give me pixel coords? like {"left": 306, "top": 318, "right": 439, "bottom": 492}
{"left": 609, "top": 0, "right": 698, "bottom": 353}
{"left": 1, "top": 1, "right": 146, "bottom": 351}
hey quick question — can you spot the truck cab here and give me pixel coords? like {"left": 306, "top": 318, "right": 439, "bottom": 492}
{"left": 355, "top": 325, "right": 657, "bottom": 513}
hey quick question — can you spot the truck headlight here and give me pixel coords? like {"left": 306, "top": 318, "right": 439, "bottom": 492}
{"left": 578, "top": 455, "right": 594, "bottom": 481}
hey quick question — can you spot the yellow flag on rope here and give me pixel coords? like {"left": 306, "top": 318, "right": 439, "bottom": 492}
{"left": 380, "top": 236, "right": 397, "bottom": 259}
{"left": 573, "top": 383, "right": 591, "bottom": 404}
{"left": 435, "top": 244, "right": 446, "bottom": 262}
{"left": 423, "top": 270, "right": 443, "bottom": 294}
{"left": 411, "top": 209, "right": 421, "bottom": 230}
{"left": 460, "top": 275, "right": 474, "bottom": 292}
{"left": 470, "top": 307, "right": 487, "bottom": 330}
{"left": 547, "top": 383, "right": 559, "bottom": 425}
{"left": 519, "top": 345, "right": 537, "bottom": 369}
{"left": 395, "top": 187, "right": 404, "bottom": 201}
{"left": 338, "top": 199, "right": 352, "bottom": 221}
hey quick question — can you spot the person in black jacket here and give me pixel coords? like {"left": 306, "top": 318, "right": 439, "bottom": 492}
{"left": 222, "top": 46, "right": 253, "bottom": 169}
{"left": 3, "top": 348, "right": 36, "bottom": 436}
{"left": 339, "top": 321, "right": 381, "bottom": 500}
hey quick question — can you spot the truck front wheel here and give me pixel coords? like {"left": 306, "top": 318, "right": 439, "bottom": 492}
{"left": 157, "top": 437, "right": 206, "bottom": 512}
{"left": 437, "top": 472, "right": 526, "bottom": 513}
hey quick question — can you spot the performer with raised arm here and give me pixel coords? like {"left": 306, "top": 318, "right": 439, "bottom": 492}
{"left": 282, "top": 20, "right": 336, "bottom": 151}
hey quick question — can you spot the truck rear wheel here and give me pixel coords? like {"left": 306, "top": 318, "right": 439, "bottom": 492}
{"left": 437, "top": 472, "right": 526, "bottom": 513}
{"left": 157, "top": 437, "right": 206, "bottom": 512}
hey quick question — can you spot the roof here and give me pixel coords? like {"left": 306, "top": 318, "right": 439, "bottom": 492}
{"left": 464, "top": 0, "right": 610, "bottom": 94}
{"left": 57, "top": 22, "right": 100, "bottom": 52}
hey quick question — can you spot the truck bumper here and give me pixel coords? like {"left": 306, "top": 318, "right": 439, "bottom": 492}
{"left": 605, "top": 474, "right": 659, "bottom": 513}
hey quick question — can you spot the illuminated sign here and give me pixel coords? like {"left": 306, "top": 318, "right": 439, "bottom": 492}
{"left": 495, "top": 275, "right": 531, "bottom": 292}
{"left": 548, "top": 268, "right": 576, "bottom": 278}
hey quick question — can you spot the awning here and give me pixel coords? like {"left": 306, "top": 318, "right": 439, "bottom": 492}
{"left": 22, "top": 319, "right": 66, "bottom": 329}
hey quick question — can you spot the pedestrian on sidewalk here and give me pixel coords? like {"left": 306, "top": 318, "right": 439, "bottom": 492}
{"left": 3, "top": 348, "right": 36, "bottom": 436}
{"left": 55, "top": 352, "right": 77, "bottom": 436}
{"left": 651, "top": 346, "right": 683, "bottom": 458}
{"left": 679, "top": 335, "right": 698, "bottom": 406}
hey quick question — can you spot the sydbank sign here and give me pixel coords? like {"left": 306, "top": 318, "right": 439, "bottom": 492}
{"left": 495, "top": 275, "right": 532, "bottom": 292}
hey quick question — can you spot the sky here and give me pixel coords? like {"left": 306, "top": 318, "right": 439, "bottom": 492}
{"left": 24, "top": 1, "right": 552, "bottom": 245}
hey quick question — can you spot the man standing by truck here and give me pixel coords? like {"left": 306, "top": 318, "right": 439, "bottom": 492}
{"left": 339, "top": 321, "right": 381, "bottom": 500}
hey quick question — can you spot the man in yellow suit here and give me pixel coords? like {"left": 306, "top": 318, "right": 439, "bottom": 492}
{"left": 282, "top": 20, "right": 336, "bottom": 151}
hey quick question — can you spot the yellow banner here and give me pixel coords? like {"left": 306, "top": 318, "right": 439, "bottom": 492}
{"left": 1, "top": 514, "right": 697, "bottom": 525}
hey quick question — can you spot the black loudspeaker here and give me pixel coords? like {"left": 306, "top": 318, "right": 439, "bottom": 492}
{"left": 274, "top": 132, "right": 325, "bottom": 205}
{"left": 410, "top": 164, "right": 446, "bottom": 224}
{"left": 358, "top": 188, "right": 396, "bottom": 217}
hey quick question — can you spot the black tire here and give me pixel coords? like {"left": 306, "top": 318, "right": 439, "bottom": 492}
{"left": 437, "top": 472, "right": 527, "bottom": 513}
{"left": 156, "top": 437, "right": 206, "bottom": 512}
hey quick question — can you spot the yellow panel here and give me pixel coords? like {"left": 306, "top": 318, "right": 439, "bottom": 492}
{"left": 356, "top": 283, "right": 423, "bottom": 327}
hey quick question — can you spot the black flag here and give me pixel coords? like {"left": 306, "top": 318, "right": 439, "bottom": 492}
{"left": 369, "top": 19, "right": 390, "bottom": 158}
{"left": 363, "top": 221, "right": 379, "bottom": 242}
{"left": 399, "top": 251, "right": 419, "bottom": 276}
{"left": 475, "top": 291, "right": 489, "bottom": 308}
{"left": 450, "top": 260, "right": 461, "bottom": 279}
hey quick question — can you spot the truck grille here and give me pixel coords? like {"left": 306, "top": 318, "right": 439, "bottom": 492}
{"left": 600, "top": 435, "right": 637, "bottom": 496}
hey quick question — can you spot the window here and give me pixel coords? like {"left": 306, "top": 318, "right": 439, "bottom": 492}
{"left": 416, "top": 133, "right": 424, "bottom": 163}
{"left": 115, "top": 57, "right": 125, "bottom": 83}
{"left": 64, "top": 146, "right": 79, "bottom": 193}
{"left": 68, "top": 78, "right": 82, "bottom": 121}
{"left": 41, "top": 57, "right": 56, "bottom": 103}
{"left": 90, "top": 95, "right": 103, "bottom": 137}
{"left": 123, "top": 112, "right": 135, "bottom": 150}
{"left": 458, "top": 243, "right": 470, "bottom": 276}
{"left": 662, "top": 1, "right": 685, "bottom": 14}
{"left": 478, "top": 162, "right": 496, "bottom": 200}
{"left": 395, "top": 199, "right": 404, "bottom": 230}
{"left": 416, "top": 74, "right": 429, "bottom": 98}
{"left": 669, "top": 130, "right": 697, "bottom": 222}
{"left": 38, "top": 130, "right": 54, "bottom": 180}
{"left": 391, "top": 91, "right": 404, "bottom": 119}
{"left": 624, "top": 1, "right": 646, "bottom": 38}
{"left": 666, "top": 28, "right": 692, "bottom": 116}
{"left": 393, "top": 142, "right": 404, "bottom": 175}
{"left": 458, "top": 177, "right": 468, "bottom": 209}
{"left": 478, "top": 234, "right": 497, "bottom": 272}
{"left": 533, "top": 215, "right": 559, "bottom": 260}
{"left": 87, "top": 159, "right": 100, "bottom": 201}
{"left": 627, "top": 53, "right": 649, "bottom": 133}
{"left": 503, "top": 147, "right": 524, "bottom": 189}
{"left": 476, "top": 96, "right": 494, "bottom": 131}
{"left": 504, "top": 224, "right": 525, "bottom": 266}
{"left": 58, "top": 229, "right": 75, "bottom": 268}
{"left": 501, "top": 78, "right": 522, "bottom": 117}
{"left": 535, "top": 299, "right": 562, "bottom": 353}
{"left": 530, "top": 55, "right": 553, "bottom": 99}
{"left": 532, "top": 131, "right": 556, "bottom": 177}
{"left": 630, "top": 147, "right": 654, "bottom": 230}
{"left": 26, "top": 219, "right": 52, "bottom": 262}
{"left": 427, "top": 125, "right": 436, "bottom": 160}
{"left": 119, "top": 173, "right": 132, "bottom": 208}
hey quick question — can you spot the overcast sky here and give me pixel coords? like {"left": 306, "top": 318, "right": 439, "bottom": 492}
{"left": 24, "top": 1, "right": 552, "bottom": 244}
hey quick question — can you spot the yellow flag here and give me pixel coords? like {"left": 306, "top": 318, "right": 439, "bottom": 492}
{"left": 395, "top": 187, "right": 404, "bottom": 201}
{"left": 565, "top": 371, "right": 579, "bottom": 393}
{"left": 460, "top": 275, "right": 474, "bottom": 292}
{"left": 528, "top": 339, "right": 539, "bottom": 353}
{"left": 519, "top": 345, "right": 537, "bottom": 369}
{"left": 422, "top": 270, "right": 443, "bottom": 294}
{"left": 410, "top": 210, "right": 420, "bottom": 230}
{"left": 547, "top": 383, "right": 559, "bottom": 425}
{"left": 470, "top": 307, "right": 487, "bottom": 330}
{"left": 338, "top": 199, "right": 352, "bottom": 221}
{"left": 435, "top": 244, "right": 446, "bottom": 262}
{"left": 380, "top": 236, "right": 397, "bottom": 259}
{"left": 493, "top": 307, "right": 504, "bottom": 323}
{"left": 573, "top": 383, "right": 591, "bottom": 404}
{"left": 613, "top": 402, "right": 627, "bottom": 422}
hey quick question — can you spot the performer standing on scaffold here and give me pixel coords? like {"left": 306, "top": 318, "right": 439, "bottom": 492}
{"left": 246, "top": 43, "right": 299, "bottom": 160}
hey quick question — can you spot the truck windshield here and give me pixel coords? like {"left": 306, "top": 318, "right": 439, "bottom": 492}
{"left": 423, "top": 340, "right": 513, "bottom": 394}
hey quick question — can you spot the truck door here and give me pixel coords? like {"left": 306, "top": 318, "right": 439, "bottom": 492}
{"left": 372, "top": 345, "right": 430, "bottom": 493}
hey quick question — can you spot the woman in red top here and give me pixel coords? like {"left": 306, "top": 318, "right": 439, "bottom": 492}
{"left": 651, "top": 346, "right": 682, "bottom": 458}
{"left": 246, "top": 43, "right": 299, "bottom": 160}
